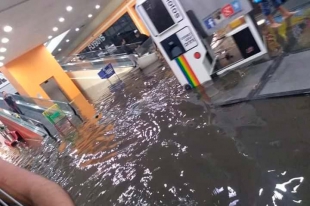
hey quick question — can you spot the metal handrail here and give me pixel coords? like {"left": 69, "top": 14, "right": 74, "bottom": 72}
{"left": 75, "top": 42, "right": 141, "bottom": 56}
{"left": 0, "top": 109, "right": 48, "bottom": 138}
{"left": 0, "top": 95, "right": 83, "bottom": 121}
{"left": 0, "top": 188, "right": 23, "bottom": 206}
{"left": 62, "top": 42, "right": 142, "bottom": 65}
{"left": 18, "top": 113, "right": 56, "bottom": 140}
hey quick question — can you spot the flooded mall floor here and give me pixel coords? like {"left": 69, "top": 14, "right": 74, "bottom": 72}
{"left": 3, "top": 66, "right": 310, "bottom": 206}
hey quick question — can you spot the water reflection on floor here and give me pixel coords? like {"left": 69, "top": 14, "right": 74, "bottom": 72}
{"left": 4, "top": 66, "right": 310, "bottom": 205}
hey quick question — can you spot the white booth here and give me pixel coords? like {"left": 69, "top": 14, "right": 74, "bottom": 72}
{"left": 136, "top": 0, "right": 267, "bottom": 88}
{"left": 136, "top": 0, "right": 213, "bottom": 89}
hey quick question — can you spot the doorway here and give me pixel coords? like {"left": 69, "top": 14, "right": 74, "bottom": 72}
{"left": 40, "top": 77, "right": 70, "bottom": 102}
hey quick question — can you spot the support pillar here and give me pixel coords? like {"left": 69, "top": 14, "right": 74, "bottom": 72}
{"left": 0, "top": 45, "right": 96, "bottom": 120}
{"left": 127, "top": 2, "right": 150, "bottom": 35}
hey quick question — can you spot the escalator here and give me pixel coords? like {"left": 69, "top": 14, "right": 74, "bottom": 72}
{"left": 0, "top": 95, "right": 82, "bottom": 138}
{"left": 0, "top": 108, "right": 51, "bottom": 148}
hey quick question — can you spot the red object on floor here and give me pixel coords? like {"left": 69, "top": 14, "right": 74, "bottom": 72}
{"left": 4, "top": 131, "right": 27, "bottom": 147}
{"left": 8, "top": 131, "right": 26, "bottom": 142}
{"left": 5, "top": 140, "right": 18, "bottom": 147}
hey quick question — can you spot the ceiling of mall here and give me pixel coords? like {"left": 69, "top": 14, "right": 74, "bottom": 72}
{"left": 53, "top": 0, "right": 125, "bottom": 62}
{"left": 0, "top": 0, "right": 112, "bottom": 66}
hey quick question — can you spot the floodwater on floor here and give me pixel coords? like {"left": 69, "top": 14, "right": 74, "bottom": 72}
{"left": 3, "top": 66, "right": 310, "bottom": 206}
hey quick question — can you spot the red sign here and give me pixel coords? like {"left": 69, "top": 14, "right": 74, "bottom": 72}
{"left": 221, "top": 4, "right": 235, "bottom": 18}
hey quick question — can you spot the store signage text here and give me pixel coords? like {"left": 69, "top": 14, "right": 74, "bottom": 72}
{"left": 88, "top": 34, "right": 106, "bottom": 50}
{"left": 163, "top": 0, "right": 183, "bottom": 22}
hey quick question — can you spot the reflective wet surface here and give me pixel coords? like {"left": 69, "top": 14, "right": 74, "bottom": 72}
{"left": 2, "top": 65, "right": 310, "bottom": 205}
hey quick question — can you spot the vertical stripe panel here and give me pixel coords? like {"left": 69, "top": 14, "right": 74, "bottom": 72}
{"left": 179, "top": 56, "right": 200, "bottom": 87}
{"left": 176, "top": 57, "right": 194, "bottom": 87}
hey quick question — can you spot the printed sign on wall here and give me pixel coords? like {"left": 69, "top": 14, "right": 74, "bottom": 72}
{"left": 231, "top": 0, "right": 242, "bottom": 13}
{"left": 221, "top": 4, "right": 235, "bottom": 18}
{"left": 179, "top": 0, "right": 251, "bottom": 35}
{"left": 203, "top": 0, "right": 243, "bottom": 32}
{"left": 205, "top": 17, "right": 216, "bottom": 29}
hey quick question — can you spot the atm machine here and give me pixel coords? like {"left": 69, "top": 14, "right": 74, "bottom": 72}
{"left": 136, "top": 0, "right": 214, "bottom": 89}
{"left": 136, "top": 0, "right": 267, "bottom": 88}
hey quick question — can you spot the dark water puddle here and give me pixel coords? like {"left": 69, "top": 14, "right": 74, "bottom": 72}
{"left": 3, "top": 66, "right": 310, "bottom": 205}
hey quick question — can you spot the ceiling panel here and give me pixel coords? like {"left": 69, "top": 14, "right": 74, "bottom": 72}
{"left": 0, "top": 0, "right": 28, "bottom": 13}
{"left": 0, "top": 0, "right": 111, "bottom": 65}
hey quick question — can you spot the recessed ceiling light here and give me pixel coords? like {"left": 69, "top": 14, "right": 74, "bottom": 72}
{"left": 88, "top": 14, "right": 93, "bottom": 18}
{"left": 53, "top": 27, "right": 58, "bottom": 32}
{"left": 1, "top": 38, "right": 9, "bottom": 43}
{"left": 0, "top": 62, "right": 3, "bottom": 67}
{"left": 3, "top": 26, "right": 12, "bottom": 33}
{"left": 59, "top": 17, "right": 65, "bottom": 22}
{"left": 48, "top": 35, "right": 53, "bottom": 39}
{"left": 66, "top": 39, "right": 70, "bottom": 42}
{"left": 0, "top": 56, "right": 5, "bottom": 61}
{"left": 95, "top": 5, "right": 100, "bottom": 9}
{"left": 58, "top": 48, "right": 62, "bottom": 51}
{"left": 66, "top": 6, "right": 73, "bottom": 12}
{"left": 0, "top": 48, "right": 7, "bottom": 53}
{"left": 75, "top": 28, "right": 80, "bottom": 32}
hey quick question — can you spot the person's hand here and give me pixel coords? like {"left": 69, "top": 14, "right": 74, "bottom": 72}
{"left": 0, "top": 159, "right": 75, "bottom": 206}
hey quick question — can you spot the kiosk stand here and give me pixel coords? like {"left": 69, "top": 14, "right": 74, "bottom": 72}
{"left": 136, "top": 0, "right": 267, "bottom": 87}
{"left": 136, "top": 0, "right": 214, "bottom": 89}
{"left": 179, "top": 0, "right": 267, "bottom": 74}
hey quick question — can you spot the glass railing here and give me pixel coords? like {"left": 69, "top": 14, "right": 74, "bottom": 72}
{"left": 10, "top": 94, "right": 81, "bottom": 118}
{"left": 0, "top": 94, "right": 83, "bottom": 132}
{"left": 61, "top": 39, "right": 155, "bottom": 72}
{"left": 61, "top": 54, "right": 134, "bottom": 72}
{"left": 70, "top": 42, "right": 140, "bottom": 61}
{"left": 61, "top": 43, "right": 144, "bottom": 71}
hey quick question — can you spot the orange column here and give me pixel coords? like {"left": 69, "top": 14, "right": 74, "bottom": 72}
{"left": 127, "top": 4, "right": 150, "bottom": 35}
{"left": 0, "top": 45, "right": 95, "bottom": 120}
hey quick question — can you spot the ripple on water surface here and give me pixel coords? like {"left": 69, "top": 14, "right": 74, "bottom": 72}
{"left": 3, "top": 67, "right": 310, "bottom": 205}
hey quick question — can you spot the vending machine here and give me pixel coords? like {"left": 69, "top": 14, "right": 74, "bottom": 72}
{"left": 136, "top": 0, "right": 214, "bottom": 89}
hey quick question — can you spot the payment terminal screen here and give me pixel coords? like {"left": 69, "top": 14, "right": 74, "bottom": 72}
{"left": 142, "top": 0, "right": 175, "bottom": 34}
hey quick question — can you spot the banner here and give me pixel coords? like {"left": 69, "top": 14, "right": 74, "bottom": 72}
{"left": 98, "top": 64, "right": 116, "bottom": 79}
{"left": 42, "top": 104, "right": 66, "bottom": 124}
{"left": 179, "top": 0, "right": 253, "bottom": 35}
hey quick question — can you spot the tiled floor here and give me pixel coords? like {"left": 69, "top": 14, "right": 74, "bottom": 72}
{"left": 205, "top": 49, "right": 310, "bottom": 106}
{"left": 259, "top": 51, "right": 310, "bottom": 96}
{"left": 205, "top": 60, "right": 273, "bottom": 105}
{"left": 203, "top": 2, "right": 310, "bottom": 106}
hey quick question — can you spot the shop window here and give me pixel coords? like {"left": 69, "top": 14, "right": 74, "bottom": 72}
{"left": 80, "top": 13, "right": 139, "bottom": 55}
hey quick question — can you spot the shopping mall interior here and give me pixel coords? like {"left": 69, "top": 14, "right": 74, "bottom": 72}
{"left": 0, "top": 0, "right": 310, "bottom": 205}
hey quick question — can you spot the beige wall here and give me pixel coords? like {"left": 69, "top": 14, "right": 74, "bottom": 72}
{"left": 67, "top": 66, "right": 132, "bottom": 101}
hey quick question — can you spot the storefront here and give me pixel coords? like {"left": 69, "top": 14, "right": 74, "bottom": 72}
{"left": 81, "top": 13, "right": 139, "bottom": 54}
{"left": 75, "top": 0, "right": 149, "bottom": 59}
